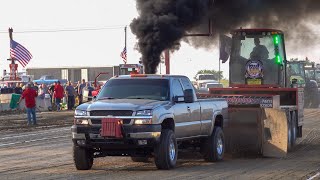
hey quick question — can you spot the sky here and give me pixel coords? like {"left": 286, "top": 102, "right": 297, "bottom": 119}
{"left": 0, "top": 0, "right": 318, "bottom": 80}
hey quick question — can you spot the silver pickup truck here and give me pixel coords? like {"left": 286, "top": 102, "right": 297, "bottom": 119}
{"left": 72, "top": 74, "right": 228, "bottom": 170}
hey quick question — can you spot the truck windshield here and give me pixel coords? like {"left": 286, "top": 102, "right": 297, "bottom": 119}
{"left": 198, "top": 74, "right": 216, "bottom": 80}
{"left": 97, "top": 79, "right": 170, "bottom": 101}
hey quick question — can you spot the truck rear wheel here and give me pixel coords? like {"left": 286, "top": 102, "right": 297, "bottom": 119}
{"left": 154, "top": 129, "right": 177, "bottom": 170}
{"left": 203, "top": 127, "right": 224, "bottom": 162}
{"left": 73, "top": 145, "right": 93, "bottom": 170}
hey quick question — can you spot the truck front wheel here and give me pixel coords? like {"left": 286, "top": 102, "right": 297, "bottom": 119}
{"left": 154, "top": 129, "right": 177, "bottom": 170}
{"left": 73, "top": 145, "right": 93, "bottom": 170}
{"left": 203, "top": 127, "right": 225, "bottom": 162}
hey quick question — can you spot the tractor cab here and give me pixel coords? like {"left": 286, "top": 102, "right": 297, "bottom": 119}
{"left": 287, "top": 60, "right": 306, "bottom": 88}
{"left": 221, "top": 29, "right": 287, "bottom": 88}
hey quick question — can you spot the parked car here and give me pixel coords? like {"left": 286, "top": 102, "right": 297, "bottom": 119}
{"left": 33, "top": 75, "right": 67, "bottom": 85}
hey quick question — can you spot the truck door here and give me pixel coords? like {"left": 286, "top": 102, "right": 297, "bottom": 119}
{"left": 180, "top": 77, "right": 201, "bottom": 137}
{"left": 172, "top": 78, "right": 200, "bottom": 138}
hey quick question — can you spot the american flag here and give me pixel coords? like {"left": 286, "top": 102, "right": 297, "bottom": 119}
{"left": 120, "top": 46, "right": 127, "bottom": 64}
{"left": 10, "top": 39, "right": 33, "bottom": 68}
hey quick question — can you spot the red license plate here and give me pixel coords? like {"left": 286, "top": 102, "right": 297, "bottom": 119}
{"left": 100, "top": 118, "right": 123, "bottom": 138}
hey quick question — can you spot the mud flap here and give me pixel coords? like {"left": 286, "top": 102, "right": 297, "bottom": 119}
{"left": 262, "top": 108, "right": 288, "bottom": 158}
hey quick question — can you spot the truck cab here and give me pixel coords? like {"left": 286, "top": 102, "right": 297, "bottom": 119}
{"left": 119, "top": 64, "right": 144, "bottom": 75}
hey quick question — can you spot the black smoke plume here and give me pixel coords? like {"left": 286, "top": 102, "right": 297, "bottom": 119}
{"left": 131, "top": 0, "right": 320, "bottom": 73}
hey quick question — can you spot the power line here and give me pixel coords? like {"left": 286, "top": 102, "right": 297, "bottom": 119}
{"left": 0, "top": 26, "right": 127, "bottom": 34}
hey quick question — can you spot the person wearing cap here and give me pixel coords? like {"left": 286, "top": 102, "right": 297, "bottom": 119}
{"left": 17, "top": 83, "right": 38, "bottom": 126}
{"left": 54, "top": 81, "right": 64, "bottom": 111}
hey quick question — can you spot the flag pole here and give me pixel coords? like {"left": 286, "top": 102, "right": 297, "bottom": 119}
{"left": 7, "top": 28, "right": 18, "bottom": 80}
{"left": 125, "top": 26, "right": 127, "bottom": 63}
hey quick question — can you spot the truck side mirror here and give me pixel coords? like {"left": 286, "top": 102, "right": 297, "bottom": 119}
{"left": 184, "top": 89, "right": 194, "bottom": 103}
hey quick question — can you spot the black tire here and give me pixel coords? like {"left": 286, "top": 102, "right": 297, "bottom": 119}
{"left": 73, "top": 145, "right": 93, "bottom": 170}
{"left": 154, "top": 129, "right": 177, "bottom": 170}
{"left": 291, "top": 111, "right": 297, "bottom": 147}
{"left": 131, "top": 156, "right": 150, "bottom": 163}
{"left": 287, "top": 111, "right": 292, "bottom": 152}
{"left": 203, "top": 127, "right": 225, "bottom": 162}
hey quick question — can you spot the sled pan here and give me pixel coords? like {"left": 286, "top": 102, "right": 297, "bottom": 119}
{"left": 262, "top": 108, "right": 288, "bottom": 158}
{"left": 225, "top": 107, "right": 288, "bottom": 158}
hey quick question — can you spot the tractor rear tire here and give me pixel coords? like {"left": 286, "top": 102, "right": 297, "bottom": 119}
{"left": 287, "top": 111, "right": 292, "bottom": 152}
{"left": 291, "top": 111, "right": 298, "bottom": 147}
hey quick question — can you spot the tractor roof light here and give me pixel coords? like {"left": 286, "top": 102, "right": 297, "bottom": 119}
{"left": 276, "top": 55, "right": 283, "bottom": 64}
{"left": 273, "top": 35, "right": 280, "bottom": 45}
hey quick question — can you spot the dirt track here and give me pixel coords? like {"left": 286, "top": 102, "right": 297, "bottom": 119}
{"left": 0, "top": 109, "right": 319, "bottom": 180}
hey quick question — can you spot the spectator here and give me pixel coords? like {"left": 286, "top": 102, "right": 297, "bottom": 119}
{"left": 65, "top": 81, "right": 76, "bottom": 110}
{"left": 17, "top": 83, "right": 38, "bottom": 126}
{"left": 14, "top": 83, "right": 23, "bottom": 94}
{"left": 41, "top": 83, "right": 48, "bottom": 95}
{"left": 78, "top": 79, "right": 86, "bottom": 105}
{"left": 48, "top": 82, "right": 56, "bottom": 106}
{"left": 32, "top": 82, "right": 39, "bottom": 92}
{"left": 54, "top": 81, "right": 64, "bottom": 111}
{"left": 75, "top": 81, "right": 81, "bottom": 92}
{"left": 87, "top": 82, "right": 94, "bottom": 101}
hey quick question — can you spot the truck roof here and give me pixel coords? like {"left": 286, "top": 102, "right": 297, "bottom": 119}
{"left": 113, "top": 74, "right": 188, "bottom": 80}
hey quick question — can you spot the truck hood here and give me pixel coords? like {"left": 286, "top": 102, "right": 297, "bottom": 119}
{"left": 78, "top": 99, "right": 169, "bottom": 112}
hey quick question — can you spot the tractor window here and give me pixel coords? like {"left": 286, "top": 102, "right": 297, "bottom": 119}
{"left": 305, "top": 69, "right": 315, "bottom": 80}
{"left": 230, "top": 33, "right": 285, "bottom": 86}
{"left": 316, "top": 71, "right": 320, "bottom": 81}
{"left": 288, "top": 63, "right": 304, "bottom": 76}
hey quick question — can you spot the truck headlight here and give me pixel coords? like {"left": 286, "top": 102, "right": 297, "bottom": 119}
{"left": 134, "top": 119, "right": 152, "bottom": 125}
{"left": 136, "top": 110, "right": 152, "bottom": 116}
{"left": 75, "top": 110, "right": 89, "bottom": 116}
{"left": 75, "top": 119, "right": 89, "bottom": 125}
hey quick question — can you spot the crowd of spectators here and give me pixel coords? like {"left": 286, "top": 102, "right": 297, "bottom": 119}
{"left": 0, "top": 79, "right": 97, "bottom": 111}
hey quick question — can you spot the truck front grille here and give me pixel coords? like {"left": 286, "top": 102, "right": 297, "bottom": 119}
{"left": 90, "top": 110, "right": 133, "bottom": 116}
{"left": 90, "top": 119, "right": 132, "bottom": 125}
{"left": 89, "top": 110, "right": 133, "bottom": 125}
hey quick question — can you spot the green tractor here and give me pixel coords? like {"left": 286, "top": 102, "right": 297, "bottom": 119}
{"left": 304, "top": 62, "right": 320, "bottom": 108}
{"left": 288, "top": 60, "right": 319, "bottom": 108}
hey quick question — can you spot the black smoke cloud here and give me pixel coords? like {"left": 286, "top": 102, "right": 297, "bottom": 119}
{"left": 131, "top": 0, "right": 320, "bottom": 73}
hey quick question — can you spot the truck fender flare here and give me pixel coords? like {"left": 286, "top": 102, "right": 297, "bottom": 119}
{"left": 158, "top": 113, "right": 174, "bottom": 124}
{"left": 209, "top": 111, "right": 223, "bottom": 136}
